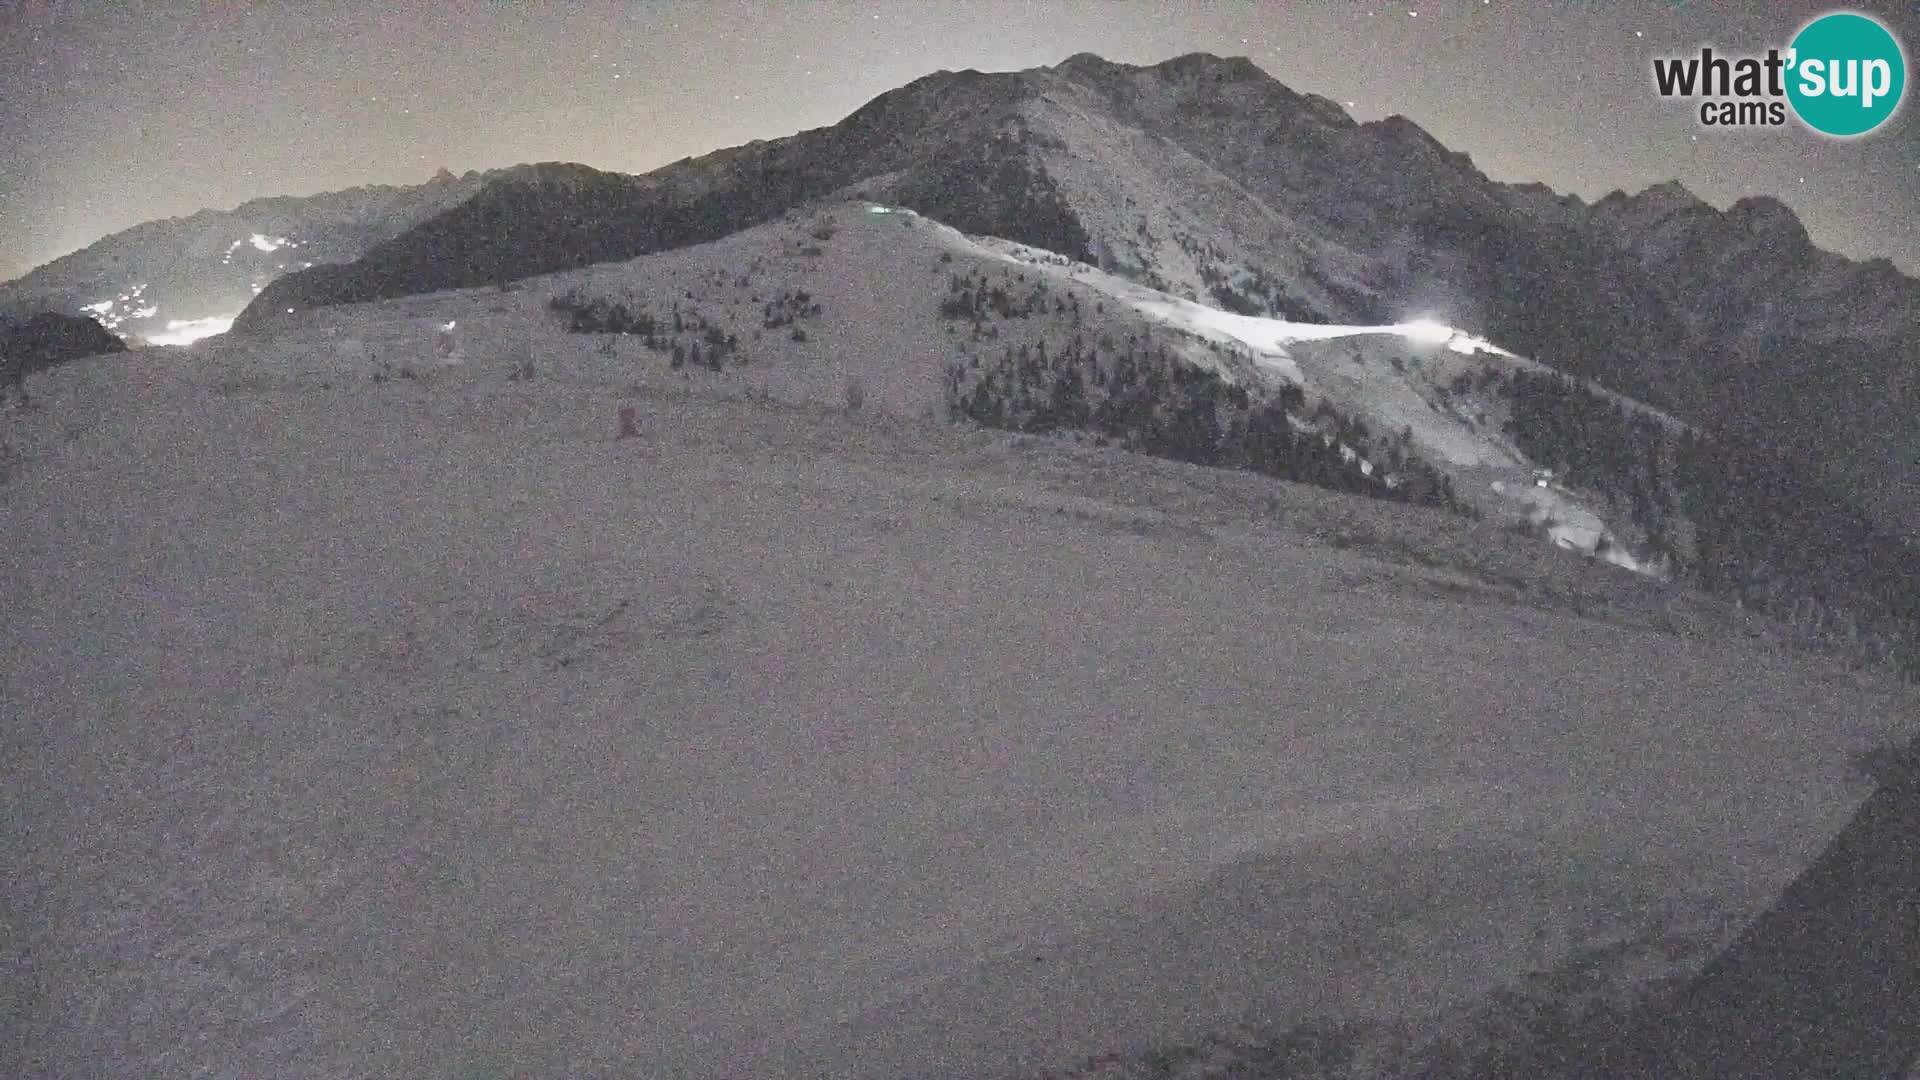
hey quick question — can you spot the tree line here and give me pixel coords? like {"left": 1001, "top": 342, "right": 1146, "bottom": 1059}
{"left": 944, "top": 330, "right": 1470, "bottom": 513}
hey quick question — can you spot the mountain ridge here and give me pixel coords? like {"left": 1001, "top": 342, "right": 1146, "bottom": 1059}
{"left": 7, "top": 51, "right": 1915, "bottom": 536}
{"left": 235, "top": 52, "right": 1915, "bottom": 336}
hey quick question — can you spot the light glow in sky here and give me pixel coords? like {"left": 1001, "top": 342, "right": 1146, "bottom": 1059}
{"left": 143, "top": 315, "right": 234, "bottom": 346}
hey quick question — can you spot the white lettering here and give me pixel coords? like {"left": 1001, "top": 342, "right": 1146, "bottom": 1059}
{"left": 1829, "top": 58, "right": 1858, "bottom": 99}
{"left": 1799, "top": 57, "right": 1827, "bottom": 96}
{"left": 1862, "top": 59, "right": 1892, "bottom": 108}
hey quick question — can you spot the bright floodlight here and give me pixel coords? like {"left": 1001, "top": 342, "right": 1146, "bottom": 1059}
{"left": 1397, "top": 318, "right": 1455, "bottom": 345}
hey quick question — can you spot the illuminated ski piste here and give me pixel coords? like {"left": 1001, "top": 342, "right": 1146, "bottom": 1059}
{"left": 950, "top": 223, "right": 1516, "bottom": 380}
{"left": 1126, "top": 297, "right": 1516, "bottom": 360}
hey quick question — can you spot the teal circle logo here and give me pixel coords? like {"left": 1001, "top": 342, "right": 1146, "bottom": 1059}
{"left": 1786, "top": 12, "right": 1906, "bottom": 137}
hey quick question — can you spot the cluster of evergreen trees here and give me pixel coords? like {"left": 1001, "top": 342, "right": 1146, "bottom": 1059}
{"left": 1673, "top": 428, "right": 1920, "bottom": 634}
{"left": 1492, "top": 361, "right": 1920, "bottom": 676}
{"left": 548, "top": 288, "right": 741, "bottom": 372}
{"left": 549, "top": 288, "right": 657, "bottom": 336}
{"left": 937, "top": 269, "right": 1082, "bottom": 324}
{"left": 1194, "top": 260, "right": 1319, "bottom": 321}
{"left": 943, "top": 331, "right": 1469, "bottom": 513}
{"left": 1203, "top": 275, "right": 1264, "bottom": 316}
{"left": 1174, "top": 230, "right": 1224, "bottom": 266}
{"left": 761, "top": 289, "right": 822, "bottom": 329}
{"left": 1501, "top": 369, "right": 1678, "bottom": 559}
{"left": 1213, "top": 268, "right": 1320, "bottom": 322}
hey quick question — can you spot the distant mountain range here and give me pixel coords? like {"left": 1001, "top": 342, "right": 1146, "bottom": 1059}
{"left": 0, "top": 166, "right": 564, "bottom": 344}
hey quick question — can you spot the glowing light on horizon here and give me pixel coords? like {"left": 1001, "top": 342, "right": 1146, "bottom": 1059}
{"left": 144, "top": 315, "right": 234, "bottom": 346}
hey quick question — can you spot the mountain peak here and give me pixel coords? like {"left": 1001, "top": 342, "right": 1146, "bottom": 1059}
{"left": 1365, "top": 114, "right": 1462, "bottom": 164}
{"left": 1637, "top": 179, "right": 1707, "bottom": 208}
{"left": 1055, "top": 51, "right": 1121, "bottom": 74}
{"left": 1510, "top": 180, "right": 1584, "bottom": 204}
{"left": 1151, "top": 52, "right": 1270, "bottom": 83}
{"left": 1725, "top": 195, "right": 1809, "bottom": 246}
{"left": 1590, "top": 180, "right": 1712, "bottom": 228}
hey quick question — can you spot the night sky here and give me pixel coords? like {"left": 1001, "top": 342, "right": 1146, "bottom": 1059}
{"left": 3, "top": 0, "right": 1916, "bottom": 282}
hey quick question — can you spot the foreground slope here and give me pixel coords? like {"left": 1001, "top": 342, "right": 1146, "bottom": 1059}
{"left": 5, "top": 287, "right": 1918, "bottom": 1078}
